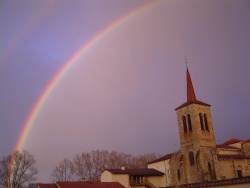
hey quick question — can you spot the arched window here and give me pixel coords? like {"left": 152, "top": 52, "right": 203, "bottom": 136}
{"left": 204, "top": 114, "right": 209, "bottom": 131}
{"left": 208, "top": 162, "right": 216, "bottom": 180}
{"left": 199, "top": 113, "right": 205, "bottom": 131}
{"left": 182, "top": 116, "right": 187, "bottom": 133}
{"left": 187, "top": 114, "right": 192, "bottom": 131}
{"left": 189, "top": 151, "right": 195, "bottom": 165}
{"left": 180, "top": 155, "right": 185, "bottom": 166}
{"left": 196, "top": 151, "right": 200, "bottom": 165}
{"left": 177, "top": 169, "right": 181, "bottom": 180}
{"left": 208, "top": 162, "right": 212, "bottom": 179}
{"left": 237, "top": 165, "right": 243, "bottom": 178}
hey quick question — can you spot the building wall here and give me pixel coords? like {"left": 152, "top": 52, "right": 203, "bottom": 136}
{"left": 217, "top": 148, "right": 241, "bottom": 155}
{"left": 217, "top": 159, "right": 235, "bottom": 179}
{"left": 212, "top": 183, "right": 250, "bottom": 188}
{"left": 228, "top": 142, "right": 243, "bottom": 149}
{"left": 101, "top": 171, "right": 112, "bottom": 182}
{"left": 112, "top": 174, "right": 129, "bottom": 188}
{"left": 217, "top": 158, "right": 250, "bottom": 180}
{"left": 101, "top": 171, "right": 129, "bottom": 188}
{"left": 176, "top": 104, "right": 216, "bottom": 148}
{"left": 147, "top": 159, "right": 171, "bottom": 186}
{"left": 171, "top": 103, "right": 218, "bottom": 185}
{"left": 147, "top": 176, "right": 165, "bottom": 187}
{"left": 243, "top": 142, "right": 250, "bottom": 157}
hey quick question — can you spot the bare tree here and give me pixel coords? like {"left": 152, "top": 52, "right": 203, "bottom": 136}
{"left": 71, "top": 150, "right": 158, "bottom": 181}
{"left": 0, "top": 150, "right": 38, "bottom": 188}
{"left": 72, "top": 152, "right": 93, "bottom": 180}
{"left": 51, "top": 158, "right": 74, "bottom": 182}
{"left": 132, "top": 153, "right": 158, "bottom": 168}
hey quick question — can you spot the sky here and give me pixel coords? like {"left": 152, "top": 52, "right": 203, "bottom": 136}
{"left": 1, "top": 0, "right": 250, "bottom": 183}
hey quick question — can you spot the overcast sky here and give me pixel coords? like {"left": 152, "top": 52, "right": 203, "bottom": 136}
{"left": 1, "top": 0, "right": 250, "bottom": 182}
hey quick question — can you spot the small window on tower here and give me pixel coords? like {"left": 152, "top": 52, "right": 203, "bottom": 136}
{"left": 182, "top": 116, "right": 187, "bottom": 133}
{"left": 189, "top": 151, "right": 195, "bottom": 165}
{"left": 177, "top": 169, "right": 181, "bottom": 180}
{"left": 204, "top": 114, "right": 209, "bottom": 131}
{"left": 199, "top": 113, "right": 205, "bottom": 131}
{"left": 187, "top": 114, "right": 192, "bottom": 131}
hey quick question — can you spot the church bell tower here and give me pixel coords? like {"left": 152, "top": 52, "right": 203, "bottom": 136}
{"left": 174, "top": 68, "right": 218, "bottom": 183}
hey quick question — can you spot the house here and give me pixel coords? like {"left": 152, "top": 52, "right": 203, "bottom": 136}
{"left": 216, "top": 139, "right": 250, "bottom": 180}
{"left": 101, "top": 167, "right": 165, "bottom": 187}
{"left": 147, "top": 153, "right": 174, "bottom": 186}
{"left": 101, "top": 68, "right": 250, "bottom": 187}
{"left": 37, "top": 181, "right": 125, "bottom": 188}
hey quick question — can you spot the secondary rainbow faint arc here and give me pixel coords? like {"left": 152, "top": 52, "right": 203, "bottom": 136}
{"left": 14, "top": 0, "right": 164, "bottom": 152}
{"left": 1, "top": 0, "right": 58, "bottom": 67}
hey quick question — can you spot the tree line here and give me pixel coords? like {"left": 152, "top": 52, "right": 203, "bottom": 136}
{"left": 0, "top": 150, "right": 158, "bottom": 187}
{"left": 51, "top": 150, "right": 158, "bottom": 181}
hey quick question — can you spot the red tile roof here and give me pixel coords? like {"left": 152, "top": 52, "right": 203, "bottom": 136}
{"left": 38, "top": 184, "right": 58, "bottom": 188}
{"left": 217, "top": 154, "right": 250, "bottom": 159}
{"left": 221, "top": 138, "right": 250, "bottom": 146}
{"left": 221, "top": 138, "right": 242, "bottom": 145}
{"left": 105, "top": 168, "right": 164, "bottom": 176}
{"left": 216, "top": 144, "right": 239, "bottom": 149}
{"left": 56, "top": 181, "right": 125, "bottom": 188}
{"left": 175, "top": 100, "right": 210, "bottom": 110}
{"left": 165, "top": 176, "right": 250, "bottom": 187}
{"left": 147, "top": 153, "right": 174, "bottom": 164}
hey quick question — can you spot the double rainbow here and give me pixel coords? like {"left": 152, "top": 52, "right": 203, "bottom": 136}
{"left": 13, "top": 0, "right": 163, "bottom": 153}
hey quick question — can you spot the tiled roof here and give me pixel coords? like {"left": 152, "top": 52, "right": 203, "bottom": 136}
{"left": 216, "top": 144, "right": 239, "bottom": 149}
{"left": 147, "top": 153, "right": 174, "bottom": 164}
{"left": 56, "top": 181, "right": 125, "bottom": 188}
{"left": 105, "top": 168, "right": 164, "bottom": 176}
{"left": 37, "top": 184, "right": 58, "bottom": 188}
{"left": 217, "top": 154, "right": 250, "bottom": 159}
{"left": 244, "top": 139, "right": 250, "bottom": 143}
{"left": 221, "top": 138, "right": 242, "bottom": 145}
{"left": 218, "top": 138, "right": 250, "bottom": 147}
{"left": 175, "top": 100, "right": 210, "bottom": 110}
{"left": 165, "top": 176, "right": 250, "bottom": 187}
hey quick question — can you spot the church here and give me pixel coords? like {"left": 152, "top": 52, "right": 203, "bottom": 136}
{"left": 101, "top": 68, "right": 250, "bottom": 187}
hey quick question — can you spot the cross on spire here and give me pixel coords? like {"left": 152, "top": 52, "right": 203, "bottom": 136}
{"left": 185, "top": 57, "right": 188, "bottom": 69}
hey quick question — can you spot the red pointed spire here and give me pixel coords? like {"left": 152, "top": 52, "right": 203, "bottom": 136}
{"left": 186, "top": 68, "right": 196, "bottom": 101}
{"left": 175, "top": 67, "right": 211, "bottom": 110}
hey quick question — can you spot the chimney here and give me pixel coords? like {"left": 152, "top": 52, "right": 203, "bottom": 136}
{"left": 121, "top": 165, "right": 125, "bottom": 170}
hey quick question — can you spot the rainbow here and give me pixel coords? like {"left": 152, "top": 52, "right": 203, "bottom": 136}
{"left": 13, "top": 0, "right": 164, "bottom": 153}
{"left": 1, "top": 0, "right": 58, "bottom": 67}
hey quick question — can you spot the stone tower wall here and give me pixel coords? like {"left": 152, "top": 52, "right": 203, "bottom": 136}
{"left": 169, "top": 146, "right": 218, "bottom": 185}
{"left": 176, "top": 103, "right": 216, "bottom": 148}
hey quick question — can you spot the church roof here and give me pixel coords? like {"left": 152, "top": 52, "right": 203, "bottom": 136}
{"left": 105, "top": 168, "right": 164, "bottom": 176}
{"left": 216, "top": 144, "right": 239, "bottom": 149}
{"left": 175, "top": 68, "right": 210, "bottom": 110}
{"left": 221, "top": 138, "right": 250, "bottom": 145}
{"left": 175, "top": 100, "right": 210, "bottom": 110}
{"left": 147, "top": 153, "right": 174, "bottom": 164}
{"left": 217, "top": 154, "right": 250, "bottom": 160}
{"left": 165, "top": 176, "right": 250, "bottom": 188}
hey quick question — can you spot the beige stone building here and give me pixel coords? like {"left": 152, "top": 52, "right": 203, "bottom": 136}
{"left": 101, "top": 68, "right": 250, "bottom": 188}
